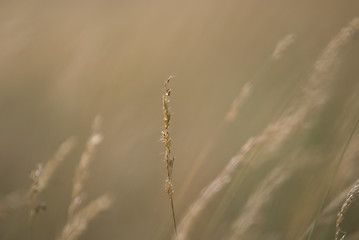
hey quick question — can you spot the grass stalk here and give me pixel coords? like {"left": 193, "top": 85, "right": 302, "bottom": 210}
{"left": 161, "top": 76, "right": 177, "bottom": 236}
{"left": 68, "top": 116, "right": 103, "bottom": 217}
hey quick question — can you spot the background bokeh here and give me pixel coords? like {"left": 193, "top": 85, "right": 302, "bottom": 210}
{"left": 0, "top": 0, "right": 359, "bottom": 239}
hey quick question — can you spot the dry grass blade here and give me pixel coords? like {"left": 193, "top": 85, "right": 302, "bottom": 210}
{"left": 69, "top": 116, "right": 103, "bottom": 217}
{"left": 161, "top": 75, "right": 177, "bottom": 236}
{"left": 272, "top": 33, "right": 296, "bottom": 60}
{"left": 57, "top": 194, "right": 113, "bottom": 240}
{"left": 303, "top": 18, "right": 359, "bottom": 111}
{"left": 335, "top": 180, "right": 359, "bottom": 240}
{"left": 225, "top": 82, "right": 252, "bottom": 123}
{"left": 27, "top": 137, "right": 77, "bottom": 223}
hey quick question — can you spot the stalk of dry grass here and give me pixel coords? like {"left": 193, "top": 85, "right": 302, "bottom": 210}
{"left": 27, "top": 137, "right": 77, "bottom": 223}
{"left": 303, "top": 18, "right": 359, "bottom": 109}
{"left": 57, "top": 116, "right": 113, "bottom": 240}
{"left": 335, "top": 179, "right": 359, "bottom": 240}
{"left": 68, "top": 116, "right": 103, "bottom": 217}
{"left": 175, "top": 17, "right": 359, "bottom": 240}
{"left": 271, "top": 33, "right": 296, "bottom": 60}
{"left": 224, "top": 82, "right": 252, "bottom": 123}
{"left": 161, "top": 76, "right": 177, "bottom": 235}
{"left": 57, "top": 194, "right": 113, "bottom": 240}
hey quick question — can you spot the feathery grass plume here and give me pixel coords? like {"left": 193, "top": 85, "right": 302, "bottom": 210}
{"left": 69, "top": 116, "right": 103, "bottom": 217}
{"left": 272, "top": 33, "right": 296, "bottom": 60}
{"left": 176, "top": 17, "right": 359, "bottom": 240}
{"left": 258, "top": 17, "right": 359, "bottom": 155}
{"left": 304, "top": 18, "right": 359, "bottom": 109}
{"left": 27, "top": 137, "right": 77, "bottom": 223}
{"left": 225, "top": 81, "right": 252, "bottom": 122}
{"left": 229, "top": 164, "right": 290, "bottom": 239}
{"left": 57, "top": 194, "right": 113, "bottom": 240}
{"left": 335, "top": 179, "right": 359, "bottom": 240}
{"left": 28, "top": 163, "right": 43, "bottom": 206}
{"left": 161, "top": 75, "right": 177, "bottom": 235}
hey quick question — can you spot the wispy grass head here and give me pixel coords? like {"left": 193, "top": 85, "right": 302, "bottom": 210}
{"left": 161, "top": 75, "right": 177, "bottom": 236}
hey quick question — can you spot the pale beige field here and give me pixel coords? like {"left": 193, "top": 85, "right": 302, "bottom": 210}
{"left": 0, "top": 1, "right": 359, "bottom": 240}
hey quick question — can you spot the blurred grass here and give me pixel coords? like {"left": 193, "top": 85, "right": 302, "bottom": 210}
{"left": 0, "top": 0, "right": 359, "bottom": 239}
